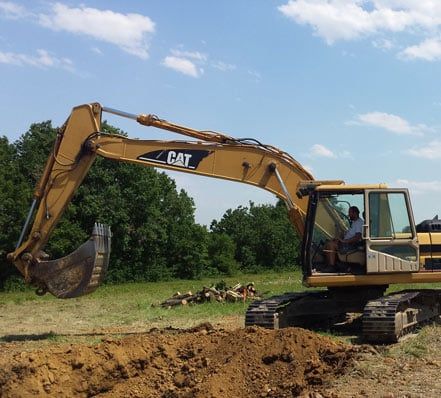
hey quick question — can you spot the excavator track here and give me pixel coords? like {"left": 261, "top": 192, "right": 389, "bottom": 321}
{"left": 245, "top": 293, "right": 308, "bottom": 329}
{"left": 246, "top": 287, "right": 441, "bottom": 344}
{"left": 363, "top": 290, "right": 441, "bottom": 343}
{"left": 245, "top": 287, "right": 382, "bottom": 330}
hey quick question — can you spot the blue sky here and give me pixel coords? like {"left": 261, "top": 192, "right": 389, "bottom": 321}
{"left": 2, "top": 1, "right": 441, "bottom": 226}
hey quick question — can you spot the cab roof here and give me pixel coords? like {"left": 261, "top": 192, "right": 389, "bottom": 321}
{"left": 315, "top": 183, "right": 388, "bottom": 191}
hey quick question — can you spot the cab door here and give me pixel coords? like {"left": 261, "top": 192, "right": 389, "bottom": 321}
{"left": 364, "top": 189, "right": 419, "bottom": 273}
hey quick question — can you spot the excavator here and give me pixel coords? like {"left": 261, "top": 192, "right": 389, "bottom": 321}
{"left": 7, "top": 102, "right": 441, "bottom": 343}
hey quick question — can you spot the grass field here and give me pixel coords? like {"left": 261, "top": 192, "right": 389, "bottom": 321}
{"left": 0, "top": 270, "right": 306, "bottom": 342}
{"left": 2, "top": 269, "right": 441, "bottom": 344}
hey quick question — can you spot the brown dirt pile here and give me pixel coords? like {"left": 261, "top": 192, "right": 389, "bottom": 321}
{"left": 0, "top": 325, "right": 357, "bottom": 397}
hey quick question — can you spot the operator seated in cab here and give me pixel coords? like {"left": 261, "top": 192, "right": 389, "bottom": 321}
{"left": 324, "top": 206, "right": 364, "bottom": 268}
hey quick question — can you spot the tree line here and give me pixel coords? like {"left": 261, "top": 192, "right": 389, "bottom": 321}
{"left": 0, "top": 121, "right": 301, "bottom": 289}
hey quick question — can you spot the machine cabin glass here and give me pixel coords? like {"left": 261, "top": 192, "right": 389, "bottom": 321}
{"left": 306, "top": 190, "right": 365, "bottom": 274}
{"left": 304, "top": 188, "right": 418, "bottom": 276}
{"left": 364, "top": 189, "right": 419, "bottom": 273}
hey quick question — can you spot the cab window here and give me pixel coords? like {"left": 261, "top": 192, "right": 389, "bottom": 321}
{"left": 369, "top": 192, "right": 413, "bottom": 239}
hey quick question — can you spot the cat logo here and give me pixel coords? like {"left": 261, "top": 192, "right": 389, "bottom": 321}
{"left": 166, "top": 151, "right": 192, "bottom": 168}
{"left": 137, "top": 149, "right": 211, "bottom": 170}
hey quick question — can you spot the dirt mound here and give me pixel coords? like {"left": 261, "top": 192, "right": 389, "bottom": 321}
{"left": 0, "top": 325, "right": 357, "bottom": 397}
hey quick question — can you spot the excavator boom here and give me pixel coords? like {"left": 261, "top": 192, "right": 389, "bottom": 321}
{"left": 8, "top": 103, "right": 316, "bottom": 298}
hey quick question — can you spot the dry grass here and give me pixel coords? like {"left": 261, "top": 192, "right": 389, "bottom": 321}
{"left": 0, "top": 270, "right": 304, "bottom": 343}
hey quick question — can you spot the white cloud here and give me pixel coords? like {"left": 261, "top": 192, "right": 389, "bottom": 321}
{"left": 248, "top": 70, "right": 261, "bottom": 81}
{"left": 38, "top": 3, "right": 155, "bottom": 59}
{"left": 0, "top": 49, "right": 74, "bottom": 71}
{"left": 278, "top": 1, "right": 441, "bottom": 61}
{"left": 162, "top": 56, "right": 201, "bottom": 78}
{"left": 278, "top": 0, "right": 415, "bottom": 44}
{"left": 395, "top": 179, "right": 441, "bottom": 195}
{"left": 91, "top": 47, "right": 103, "bottom": 55}
{"left": 341, "top": 49, "right": 355, "bottom": 57}
{"left": 340, "top": 150, "right": 352, "bottom": 159}
{"left": 0, "top": 1, "right": 26, "bottom": 19}
{"left": 163, "top": 48, "right": 234, "bottom": 77}
{"left": 310, "top": 144, "right": 336, "bottom": 158}
{"left": 212, "top": 61, "right": 236, "bottom": 71}
{"left": 399, "top": 37, "right": 441, "bottom": 61}
{"left": 355, "top": 112, "right": 429, "bottom": 135}
{"left": 407, "top": 140, "right": 441, "bottom": 159}
{"left": 372, "top": 38, "right": 394, "bottom": 50}
{"left": 170, "top": 49, "right": 207, "bottom": 62}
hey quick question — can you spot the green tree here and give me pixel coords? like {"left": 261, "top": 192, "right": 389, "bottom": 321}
{"left": 207, "top": 232, "right": 238, "bottom": 276}
{"left": 211, "top": 201, "right": 300, "bottom": 272}
{"left": 1, "top": 120, "right": 210, "bottom": 288}
{"left": 14, "top": 121, "right": 57, "bottom": 186}
{"left": 0, "top": 136, "right": 31, "bottom": 287}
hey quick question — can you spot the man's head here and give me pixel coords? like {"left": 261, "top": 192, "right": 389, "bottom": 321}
{"left": 348, "top": 206, "right": 360, "bottom": 221}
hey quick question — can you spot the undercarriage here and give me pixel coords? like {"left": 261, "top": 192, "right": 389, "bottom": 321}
{"left": 245, "top": 287, "right": 441, "bottom": 343}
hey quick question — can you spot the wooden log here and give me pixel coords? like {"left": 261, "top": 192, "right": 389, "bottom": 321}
{"left": 160, "top": 282, "right": 260, "bottom": 307}
{"left": 231, "top": 283, "right": 242, "bottom": 291}
{"left": 160, "top": 298, "right": 187, "bottom": 307}
{"left": 171, "top": 291, "right": 193, "bottom": 300}
{"left": 225, "top": 290, "right": 241, "bottom": 302}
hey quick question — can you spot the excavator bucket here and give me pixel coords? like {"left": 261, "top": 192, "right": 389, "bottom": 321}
{"left": 30, "top": 224, "right": 111, "bottom": 299}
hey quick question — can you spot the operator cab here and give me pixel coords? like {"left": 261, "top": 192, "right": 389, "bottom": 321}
{"left": 302, "top": 185, "right": 419, "bottom": 277}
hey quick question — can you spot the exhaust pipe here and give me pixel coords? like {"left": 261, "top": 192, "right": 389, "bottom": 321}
{"left": 29, "top": 223, "right": 112, "bottom": 298}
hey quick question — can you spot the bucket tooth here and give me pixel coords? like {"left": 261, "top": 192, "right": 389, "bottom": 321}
{"left": 30, "top": 223, "right": 111, "bottom": 298}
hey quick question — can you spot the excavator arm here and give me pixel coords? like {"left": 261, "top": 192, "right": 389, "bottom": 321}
{"left": 8, "top": 102, "right": 318, "bottom": 298}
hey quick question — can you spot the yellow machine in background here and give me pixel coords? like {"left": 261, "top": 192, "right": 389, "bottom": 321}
{"left": 8, "top": 103, "right": 441, "bottom": 342}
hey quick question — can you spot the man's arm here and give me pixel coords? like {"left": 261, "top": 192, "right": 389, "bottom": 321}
{"left": 339, "top": 232, "right": 362, "bottom": 244}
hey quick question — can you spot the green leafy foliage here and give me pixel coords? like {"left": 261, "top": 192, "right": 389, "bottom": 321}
{"left": 14, "top": 121, "right": 58, "bottom": 186}
{"left": 207, "top": 233, "right": 239, "bottom": 276}
{"left": 210, "top": 201, "right": 300, "bottom": 272}
{"left": 0, "top": 136, "right": 32, "bottom": 287}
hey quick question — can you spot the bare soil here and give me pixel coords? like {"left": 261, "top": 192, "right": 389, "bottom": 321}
{"left": 2, "top": 296, "right": 441, "bottom": 397}
{"left": 0, "top": 324, "right": 358, "bottom": 397}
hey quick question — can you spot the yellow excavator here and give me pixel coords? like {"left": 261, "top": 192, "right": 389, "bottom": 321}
{"left": 7, "top": 103, "right": 441, "bottom": 342}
